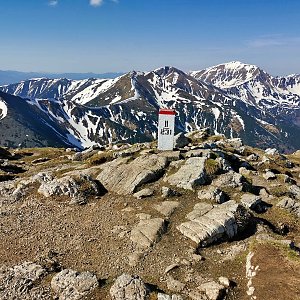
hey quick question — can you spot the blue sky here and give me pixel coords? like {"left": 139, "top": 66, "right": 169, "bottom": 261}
{"left": 0, "top": 0, "right": 299, "bottom": 75}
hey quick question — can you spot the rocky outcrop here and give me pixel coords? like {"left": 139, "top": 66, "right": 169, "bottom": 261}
{"left": 177, "top": 201, "right": 251, "bottom": 247}
{"left": 277, "top": 197, "right": 300, "bottom": 217}
{"left": 110, "top": 274, "right": 148, "bottom": 300}
{"left": 37, "top": 173, "right": 102, "bottom": 200}
{"left": 165, "top": 157, "right": 207, "bottom": 190}
{"left": 97, "top": 154, "right": 168, "bottom": 194}
{"left": 0, "top": 262, "right": 49, "bottom": 300}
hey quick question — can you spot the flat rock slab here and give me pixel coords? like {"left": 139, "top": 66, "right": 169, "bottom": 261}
{"left": 97, "top": 154, "right": 168, "bottom": 194}
{"left": 186, "top": 203, "right": 214, "bottom": 220}
{"left": 177, "top": 200, "right": 249, "bottom": 247}
{"left": 130, "top": 218, "right": 167, "bottom": 248}
{"left": 154, "top": 201, "right": 180, "bottom": 217}
{"left": 164, "top": 157, "right": 207, "bottom": 190}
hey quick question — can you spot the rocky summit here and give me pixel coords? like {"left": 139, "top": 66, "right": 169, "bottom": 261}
{"left": 0, "top": 129, "right": 300, "bottom": 300}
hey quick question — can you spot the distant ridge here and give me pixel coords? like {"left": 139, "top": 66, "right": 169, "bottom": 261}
{"left": 0, "top": 70, "right": 125, "bottom": 85}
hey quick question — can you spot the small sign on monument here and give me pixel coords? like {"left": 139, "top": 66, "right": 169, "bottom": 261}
{"left": 158, "top": 108, "right": 176, "bottom": 150}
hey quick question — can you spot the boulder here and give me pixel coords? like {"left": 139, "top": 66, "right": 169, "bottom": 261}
{"left": 288, "top": 185, "right": 300, "bottom": 201}
{"left": 240, "top": 194, "right": 265, "bottom": 213}
{"left": 212, "top": 171, "right": 244, "bottom": 190}
{"left": 97, "top": 154, "right": 168, "bottom": 194}
{"left": 265, "top": 148, "right": 279, "bottom": 155}
{"left": 158, "top": 293, "right": 183, "bottom": 300}
{"left": 38, "top": 174, "right": 102, "bottom": 199}
{"left": 263, "top": 171, "right": 276, "bottom": 180}
{"left": 161, "top": 186, "right": 180, "bottom": 198}
{"left": 177, "top": 200, "right": 250, "bottom": 247}
{"left": 133, "top": 188, "right": 154, "bottom": 199}
{"left": 185, "top": 149, "right": 212, "bottom": 159}
{"left": 247, "top": 153, "right": 259, "bottom": 161}
{"left": 198, "top": 187, "right": 228, "bottom": 204}
{"left": 130, "top": 218, "right": 167, "bottom": 248}
{"left": 227, "top": 138, "right": 243, "bottom": 148}
{"left": 165, "top": 157, "right": 208, "bottom": 190}
{"left": 51, "top": 269, "right": 98, "bottom": 300}
{"left": 174, "top": 132, "right": 191, "bottom": 148}
{"left": 198, "top": 281, "right": 226, "bottom": 300}
{"left": 110, "top": 274, "right": 148, "bottom": 300}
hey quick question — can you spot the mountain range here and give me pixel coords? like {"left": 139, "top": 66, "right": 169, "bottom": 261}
{"left": 0, "top": 61, "right": 299, "bottom": 152}
{"left": 0, "top": 70, "right": 124, "bottom": 86}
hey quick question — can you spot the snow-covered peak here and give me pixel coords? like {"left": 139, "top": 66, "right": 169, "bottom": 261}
{"left": 153, "top": 66, "right": 186, "bottom": 78}
{"left": 190, "top": 61, "right": 266, "bottom": 88}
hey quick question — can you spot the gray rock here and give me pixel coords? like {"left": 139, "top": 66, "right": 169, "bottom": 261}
{"left": 165, "top": 157, "right": 207, "bottom": 190}
{"left": 0, "top": 262, "right": 48, "bottom": 300}
{"left": 177, "top": 200, "right": 250, "bottom": 247}
{"left": 38, "top": 174, "right": 101, "bottom": 199}
{"left": 186, "top": 203, "right": 214, "bottom": 220}
{"left": 185, "top": 149, "right": 212, "bottom": 159}
{"left": 265, "top": 148, "right": 279, "bottom": 155}
{"left": 198, "top": 187, "right": 228, "bottom": 204}
{"left": 186, "top": 128, "right": 210, "bottom": 140}
{"left": 216, "top": 157, "right": 232, "bottom": 172}
{"left": 133, "top": 188, "right": 154, "bottom": 199}
{"left": 97, "top": 154, "right": 168, "bottom": 194}
{"left": 227, "top": 138, "right": 243, "bottom": 148}
{"left": 130, "top": 218, "right": 167, "bottom": 248}
{"left": 218, "top": 277, "right": 231, "bottom": 287}
{"left": 288, "top": 185, "right": 300, "bottom": 201}
{"left": 154, "top": 201, "right": 179, "bottom": 217}
{"left": 198, "top": 281, "right": 226, "bottom": 300}
{"left": 51, "top": 269, "right": 98, "bottom": 300}
{"left": 158, "top": 293, "right": 184, "bottom": 300}
{"left": 166, "top": 276, "right": 185, "bottom": 293}
{"left": 247, "top": 153, "right": 259, "bottom": 161}
{"left": 263, "top": 171, "right": 276, "bottom": 180}
{"left": 277, "top": 197, "right": 300, "bottom": 217}
{"left": 161, "top": 186, "right": 180, "bottom": 198}
{"left": 110, "top": 274, "right": 148, "bottom": 300}
{"left": 212, "top": 171, "right": 244, "bottom": 189}
{"left": 174, "top": 132, "right": 191, "bottom": 148}
{"left": 240, "top": 194, "right": 264, "bottom": 212}
{"left": 158, "top": 151, "right": 181, "bottom": 162}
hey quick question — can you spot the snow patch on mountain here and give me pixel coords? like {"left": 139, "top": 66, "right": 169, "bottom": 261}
{"left": 0, "top": 98, "right": 8, "bottom": 119}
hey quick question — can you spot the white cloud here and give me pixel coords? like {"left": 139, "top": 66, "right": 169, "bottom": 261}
{"left": 246, "top": 35, "right": 300, "bottom": 48}
{"left": 90, "top": 0, "right": 104, "bottom": 7}
{"left": 48, "top": 0, "right": 58, "bottom": 6}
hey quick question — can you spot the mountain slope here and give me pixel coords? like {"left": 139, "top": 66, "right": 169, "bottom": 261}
{"left": 0, "top": 91, "right": 73, "bottom": 148}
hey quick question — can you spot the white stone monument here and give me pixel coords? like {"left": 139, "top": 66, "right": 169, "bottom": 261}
{"left": 157, "top": 108, "right": 176, "bottom": 150}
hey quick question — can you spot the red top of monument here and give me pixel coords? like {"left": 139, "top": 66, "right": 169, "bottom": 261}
{"left": 159, "top": 108, "right": 176, "bottom": 115}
